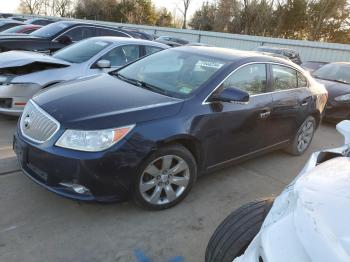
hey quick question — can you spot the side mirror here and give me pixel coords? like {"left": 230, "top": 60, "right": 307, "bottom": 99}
{"left": 96, "top": 60, "right": 111, "bottom": 69}
{"left": 210, "top": 87, "right": 249, "bottom": 103}
{"left": 56, "top": 35, "right": 72, "bottom": 45}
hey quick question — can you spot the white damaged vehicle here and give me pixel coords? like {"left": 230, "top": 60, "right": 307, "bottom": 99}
{"left": 206, "top": 120, "right": 350, "bottom": 262}
{"left": 0, "top": 37, "right": 167, "bottom": 115}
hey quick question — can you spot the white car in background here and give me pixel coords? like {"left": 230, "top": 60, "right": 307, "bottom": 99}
{"left": 206, "top": 120, "right": 350, "bottom": 262}
{"left": 0, "top": 37, "right": 168, "bottom": 115}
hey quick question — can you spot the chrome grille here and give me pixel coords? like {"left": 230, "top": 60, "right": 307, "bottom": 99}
{"left": 20, "top": 100, "right": 59, "bottom": 143}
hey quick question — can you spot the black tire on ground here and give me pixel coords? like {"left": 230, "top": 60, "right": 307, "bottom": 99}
{"left": 205, "top": 198, "right": 275, "bottom": 262}
{"left": 132, "top": 144, "right": 197, "bottom": 210}
{"left": 285, "top": 115, "right": 316, "bottom": 156}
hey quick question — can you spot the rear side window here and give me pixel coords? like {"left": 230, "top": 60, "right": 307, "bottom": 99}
{"left": 223, "top": 64, "right": 267, "bottom": 95}
{"left": 297, "top": 72, "right": 308, "bottom": 87}
{"left": 145, "top": 46, "right": 163, "bottom": 55}
{"left": 272, "top": 65, "right": 298, "bottom": 91}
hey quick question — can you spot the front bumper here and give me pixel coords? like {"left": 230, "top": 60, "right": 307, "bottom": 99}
{"left": 13, "top": 129, "right": 145, "bottom": 202}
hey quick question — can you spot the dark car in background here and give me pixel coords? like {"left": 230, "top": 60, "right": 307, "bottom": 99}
{"left": 312, "top": 62, "right": 350, "bottom": 121}
{"left": 0, "top": 19, "right": 25, "bottom": 32}
{"left": 25, "top": 18, "right": 55, "bottom": 26}
{"left": 0, "top": 21, "right": 150, "bottom": 53}
{"left": 1, "top": 24, "right": 41, "bottom": 34}
{"left": 14, "top": 47, "right": 327, "bottom": 210}
{"left": 302, "top": 61, "right": 328, "bottom": 72}
{"left": 254, "top": 46, "right": 302, "bottom": 65}
{"left": 155, "top": 36, "right": 189, "bottom": 47}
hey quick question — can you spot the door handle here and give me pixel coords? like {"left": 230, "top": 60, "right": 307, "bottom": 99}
{"left": 300, "top": 98, "right": 310, "bottom": 106}
{"left": 260, "top": 109, "right": 271, "bottom": 119}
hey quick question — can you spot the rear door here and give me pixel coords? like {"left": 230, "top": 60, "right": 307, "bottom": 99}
{"left": 269, "top": 64, "right": 312, "bottom": 144}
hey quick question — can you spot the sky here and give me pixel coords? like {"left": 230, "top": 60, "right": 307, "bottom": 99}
{"left": 0, "top": 0, "right": 207, "bottom": 18}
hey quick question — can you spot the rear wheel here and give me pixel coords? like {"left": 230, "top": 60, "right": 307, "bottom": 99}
{"left": 133, "top": 144, "right": 197, "bottom": 210}
{"left": 286, "top": 116, "right": 316, "bottom": 156}
{"left": 205, "top": 198, "right": 274, "bottom": 262}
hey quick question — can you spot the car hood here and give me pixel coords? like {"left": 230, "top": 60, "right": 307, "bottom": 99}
{"left": 316, "top": 79, "right": 350, "bottom": 99}
{"left": 235, "top": 156, "right": 350, "bottom": 262}
{"left": 0, "top": 50, "right": 71, "bottom": 69}
{"left": 32, "top": 73, "right": 183, "bottom": 129}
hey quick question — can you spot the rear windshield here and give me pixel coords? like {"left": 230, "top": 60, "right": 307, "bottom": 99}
{"left": 31, "top": 22, "right": 68, "bottom": 38}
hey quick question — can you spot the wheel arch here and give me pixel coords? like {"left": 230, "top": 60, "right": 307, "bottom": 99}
{"left": 158, "top": 135, "right": 202, "bottom": 166}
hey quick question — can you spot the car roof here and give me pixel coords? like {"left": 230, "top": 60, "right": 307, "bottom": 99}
{"left": 86, "top": 36, "right": 169, "bottom": 48}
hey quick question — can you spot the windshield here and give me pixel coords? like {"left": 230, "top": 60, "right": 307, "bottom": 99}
{"left": 53, "top": 38, "right": 111, "bottom": 63}
{"left": 114, "top": 49, "right": 227, "bottom": 98}
{"left": 31, "top": 22, "right": 68, "bottom": 38}
{"left": 313, "top": 63, "right": 350, "bottom": 85}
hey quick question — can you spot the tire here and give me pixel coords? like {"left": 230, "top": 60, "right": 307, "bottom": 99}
{"left": 132, "top": 144, "right": 197, "bottom": 210}
{"left": 205, "top": 198, "right": 274, "bottom": 262}
{"left": 285, "top": 116, "right": 316, "bottom": 156}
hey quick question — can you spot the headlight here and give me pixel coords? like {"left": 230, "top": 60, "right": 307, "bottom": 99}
{"left": 335, "top": 94, "right": 350, "bottom": 102}
{"left": 55, "top": 125, "right": 135, "bottom": 152}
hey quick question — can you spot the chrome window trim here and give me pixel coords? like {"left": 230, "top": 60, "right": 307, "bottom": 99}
{"left": 20, "top": 100, "right": 61, "bottom": 144}
{"left": 53, "top": 25, "right": 132, "bottom": 43}
{"left": 202, "top": 61, "right": 310, "bottom": 105}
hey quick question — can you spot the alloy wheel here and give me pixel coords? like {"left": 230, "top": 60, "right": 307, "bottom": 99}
{"left": 297, "top": 120, "right": 314, "bottom": 152}
{"left": 139, "top": 155, "right": 190, "bottom": 205}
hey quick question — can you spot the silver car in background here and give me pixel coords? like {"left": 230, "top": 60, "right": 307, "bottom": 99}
{"left": 0, "top": 37, "right": 168, "bottom": 115}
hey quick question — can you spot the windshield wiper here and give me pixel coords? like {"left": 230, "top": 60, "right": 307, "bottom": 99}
{"left": 113, "top": 72, "right": 171, "bottom": 96}
{"left": 314, "top": 76, "right": 349, "bottom": 85}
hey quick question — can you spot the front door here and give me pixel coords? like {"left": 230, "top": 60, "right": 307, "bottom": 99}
{"left": 202, "top": 63, "right": 274, "bottom": 168}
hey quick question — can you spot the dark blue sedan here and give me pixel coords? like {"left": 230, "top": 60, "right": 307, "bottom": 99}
{"left": 14, "top": 46, "right": 328, "bottom": 210}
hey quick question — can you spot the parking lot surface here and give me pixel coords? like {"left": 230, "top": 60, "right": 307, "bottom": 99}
{"left": 0, "top": 114, "right": 343, "bottom": 262}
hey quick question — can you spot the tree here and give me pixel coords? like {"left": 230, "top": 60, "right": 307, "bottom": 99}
{"left": 156, "top": 8, "right": 173, "bottom": 27}
{"left": 178, "top": 0, "right": 192, "bottom": 29}
{"left": 75, "top": 0, "right": 117, "bottom": 21}
{"left": 18, "top": 0, "right": 45, "bottom": 14}
{"left": 189, "top": 2, "right": 217, "bottom": 31}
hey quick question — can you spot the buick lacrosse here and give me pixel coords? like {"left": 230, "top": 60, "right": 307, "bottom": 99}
{"left": 14, "top": 46, "right": 327, "bottom": 210}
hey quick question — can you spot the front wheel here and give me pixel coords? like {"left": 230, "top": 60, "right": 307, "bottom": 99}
{"left": 132, "top": 144, "right": 197, "bottom": 210}
{"left": 286, "top": 116, "right": 316, "bottom": 156}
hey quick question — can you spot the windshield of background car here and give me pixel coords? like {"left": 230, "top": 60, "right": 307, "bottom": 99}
{"left": 256, "top": 47, "right": 282, "bottom": 55}
{"left": 1, "top": 25, "right": 23, "bottom": 33}
{"left": 116, "top": 49, "right": 227, "bottom": 98}
{"left": 52, "top": 38, "right": 111, "bottom": 63}
{"left": 31, "top": 22, "right": 68, "bottom": 38}
{"left": 313, "top": 63, "right": 350, "bottom": 85}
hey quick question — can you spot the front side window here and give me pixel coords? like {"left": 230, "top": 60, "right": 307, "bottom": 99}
{"left": 115, "top": 49, "right": 227, "bottom": 98}
{"left": 53, "top": 38, "right": 111, "bottom": 63}
{"left": 100, "top": 45, "right": 139, "bottom": 67}
{"left": 223, "top": 64, "right": 267, "bottom": 95}
{"left": 272, "top": 65, "right": 298, "bottom": 91}
{"left": 63, "top": 26, "right": 95, "bottom": 42}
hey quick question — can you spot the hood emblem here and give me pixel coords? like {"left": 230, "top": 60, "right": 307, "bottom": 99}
{"left": 24, "top": 115, "right": 31, "bottom": 129}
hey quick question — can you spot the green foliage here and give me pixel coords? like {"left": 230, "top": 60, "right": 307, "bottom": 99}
{"left": 189, "top": 0, "right": 350, "bottom": 44}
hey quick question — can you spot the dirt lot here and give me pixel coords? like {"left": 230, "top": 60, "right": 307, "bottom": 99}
{"left": 0, "top": 114, "right": 343, "bottom": 262}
